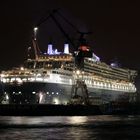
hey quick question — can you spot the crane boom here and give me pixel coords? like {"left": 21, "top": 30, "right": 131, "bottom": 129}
{"left": 34, "top": 9, "right": 93, "bottom": 68}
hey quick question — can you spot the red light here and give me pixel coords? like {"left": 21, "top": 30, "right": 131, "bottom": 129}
{"left": 79, "top": 46, "right": 89, "bottom": 51}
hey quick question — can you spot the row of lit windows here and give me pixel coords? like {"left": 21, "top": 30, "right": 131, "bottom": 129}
{"left": 7, "top": 91, "right": 60, "bottom": 95}
{"left": 52, "top": 71, "right": 72, "bottom": 76}
{"left": 84, "top": 59, "right": 128, "bottom": 73}
{"left": 39, "top": 56, "right": 72, "bottom": 60}
{"left": 84, "top": 64, "right": 128, "bottom": 79}
{"left": 85, "top": 80, "right": 135, "bottom": 91}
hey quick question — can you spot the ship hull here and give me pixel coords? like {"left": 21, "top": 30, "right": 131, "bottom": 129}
{"left": 1, "top": 82, "right": 135, "bottom": 104}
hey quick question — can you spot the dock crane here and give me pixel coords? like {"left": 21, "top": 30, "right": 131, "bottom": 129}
{"left": 33, "top": 9, "right": 93, "bottom": 105}
{"left": 34, "top": 9, "right": 92, "bottom": 64}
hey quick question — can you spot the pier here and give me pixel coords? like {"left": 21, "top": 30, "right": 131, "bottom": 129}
{"left": 0, "top": 102, "right": 140, "bottom": 116}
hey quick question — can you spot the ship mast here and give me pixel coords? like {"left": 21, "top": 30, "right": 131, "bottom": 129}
{"left": 32, "top": 27, "right": 39, "bottom": 60}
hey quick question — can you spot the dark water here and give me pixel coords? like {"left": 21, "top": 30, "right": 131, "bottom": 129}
{"left": 0, "top": 115, "right": 140, "bottom": 140}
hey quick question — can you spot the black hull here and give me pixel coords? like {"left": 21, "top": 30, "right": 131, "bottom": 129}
{"left": 0, "top": 104, "right": 102, "bottom": 116}
{"left": 2, "top": 82, "right": 72, "bottom": 104}
{"left": 1, "top": 82, "right": 133, "bottom": 104}
{"left": 0, "top": 103, "right": 140, "bottom": 116}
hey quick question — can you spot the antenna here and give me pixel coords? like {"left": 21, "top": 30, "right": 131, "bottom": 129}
{"left": 32, "top": 39, "right": 39, "bottom": 60}
{"left": 32, "top": 27, "right": 39, "bottom": 60}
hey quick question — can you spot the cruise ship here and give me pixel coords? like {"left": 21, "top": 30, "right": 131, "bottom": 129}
{"left": 0, "top": 39, "right": 137, "bottom": 104}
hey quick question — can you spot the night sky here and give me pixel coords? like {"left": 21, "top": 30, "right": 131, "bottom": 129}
{"left": 0, "top": 1, "right": 140, "bottom": 72}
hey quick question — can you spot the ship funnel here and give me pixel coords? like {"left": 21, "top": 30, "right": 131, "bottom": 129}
{"left": 64, "top": 43, "right": 69, "bottom": 54}
{"left": 47, "top": 43, "right": 53, "bottom": 54}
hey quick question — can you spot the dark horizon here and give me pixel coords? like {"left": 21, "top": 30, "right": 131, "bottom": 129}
{"left": 0, "top": 1, "right": 140, "bottom": 71}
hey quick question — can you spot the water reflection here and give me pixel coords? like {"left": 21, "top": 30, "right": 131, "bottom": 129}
{"left": 0, "top": 116, "right": 140, "bottom": 140}
{"left": 67, "top": 116, "right": 88, "bottom": 124}
{"left": 0, "top": 115, "right": 139, "bottom": 126}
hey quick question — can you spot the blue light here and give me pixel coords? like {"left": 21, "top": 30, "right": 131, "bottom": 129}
{"left": 64, "top": 44, "right": 69, "bottom": 54}
{"left": 92, "top": 52, "right": 100, "bottom": 61}
{"left": 47, "top": 44, "right": 53, "bottom": 54}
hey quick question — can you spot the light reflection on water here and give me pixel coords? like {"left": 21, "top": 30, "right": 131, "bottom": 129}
{"left": 0, "top": 115, "right": 140, "bottom": 140}
{"left": 67, "top": 116, "right": 88, "bottom": 124}
{"left": 0, "top": 116, "right": 88, "bottom": 126}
